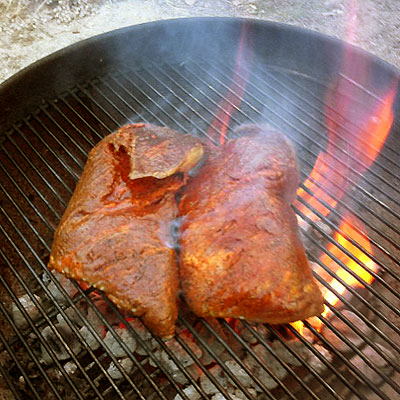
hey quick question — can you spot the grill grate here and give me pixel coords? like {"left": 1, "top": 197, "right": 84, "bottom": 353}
{"left": 0, "top": 56, "right": 400, "bottom": 400}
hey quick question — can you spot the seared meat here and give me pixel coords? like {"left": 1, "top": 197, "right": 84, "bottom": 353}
{"left": 179, "top": 124, "right": 324, "bottom": 324}
{"left": 48, "top": 123, "right": 204, "bottom": 338}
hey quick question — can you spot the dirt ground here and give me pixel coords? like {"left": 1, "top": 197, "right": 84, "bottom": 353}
{"left": 0, "top": 0, "right": 399, "bottom": 84}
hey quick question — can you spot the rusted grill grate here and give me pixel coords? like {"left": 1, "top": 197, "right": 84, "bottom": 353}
{"left": 0, "top": 57, "right": 400, "bottom": 400}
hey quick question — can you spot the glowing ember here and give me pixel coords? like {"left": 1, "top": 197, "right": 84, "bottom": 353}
{"left": 208, "top": 24, "right": 253, "bottom": 145}
{"left": 119, "top": 317, "right": 134, "bottom": 330}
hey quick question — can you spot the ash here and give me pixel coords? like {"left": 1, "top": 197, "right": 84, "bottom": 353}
{"left": 5, "top": 204, "right": 397, "bottom": 399}
{"left": 4, "top": 266, "right": 398, "bottom": 399}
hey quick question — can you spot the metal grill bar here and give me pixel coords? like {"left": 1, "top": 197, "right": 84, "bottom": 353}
{"left": 306, "top": 260, "right": 400, "bottom": 374}
{"left": 299, "top": 210, "right": 400, "bottom": 342}
{"left": 296, "top": 178, "right": 400, "bottom": 281}
{"left": 296, "top": 183, "right": 400, "bottom": 299}
{"left": 56, "top": 94, "right": 104, "bottom": 142}
{"left": 0, "top": 177, "right": 56, "bottom": 253}
{"left": 0, "top": 212, "right": 159, "bottom": 399}
{"left": 156, "top": 61, "right": 400, "bottom": 247}
{"left": 0, "top": 141, "right": 64, "bottom": 220}
{"left": 137, "top": 66, "right": 217, "bottom": 142}
{"left": 0, "top": 213, "right": 127, "bottom": 398}
{"left": 5, "top": 231, "right": 177, "bottom": 397}
{"left": 82, "top": 79, "right": 140, "bottom": 127}
{"left": 157, "top": 62, "right": 240, "bottom": 141}
{"left": 193, "top": 60, "right": 400, "bottom": 225}
{"left": 308, "top": 252, "right": 400, "bottom": 356}
{"left": 69, "top": 68, "right": 400, "bottom": 394}
{"left": 75, "top": 288, "right": 189, "bottom": 399}
{"left": 296, "top": 192, "right": 400, "bottom": 324}
{"left": 296, "top": 169, "right": 400, "bottom": 249}
{"left": 0, "top": 353, "right": 22, "bottom": 400}
{"left": 299, "top": 263, "right": 400, "bottom": 392}
{"left": 15, "top": 123, "right": 75, "bottom": 196}
{"left": 261, "top": 322, "right": 367, "bottom": 400}
{"left": 39, "top": 106, "right": 89, "bottom": 165}
{"left": 319, "top": 309, "right": 400, "bottom": 383}
{"left": 261, "top": 66, "right": 400, "bottom": 168}
{"left": 50, "top": 100, "right": 98, "bottom": 148}
{"left": 121, "top": 70, "right": 212, "bottom": 139}
{"left": 76, "top": 82, "right": 126, "bottom": 130}
{"left": 217, "top": 319, "right": 336, "bottom": 400}
{"left": 297, "top": 196, "right": 400, "bottom": 316}
{"left": 180, "top": 61, "right": 400, "bottom": 278}
{"left": 1, "top": 55, "right": 399, "bottom": 400}
{"left": 0, "top": 244, "right": 88, "bottom": 399}
{"left": 99, "top": 295, "right": 233, "bottom": 400}
{"left": 0, "top": 298, "right": 48, "bottom": 400}
{"left": 210, "top": 60, "right": 400, "bottom": 197}
{"left": 66, "top": 89, "right": 115, "bottom": 135}
{"left": 81, "top": 295, "right": 192, "bottom": 400}
{"left": 285, "top": 319, "right": 392, "bottom": 400}
{"left": 23, "top": 115, "right": 81, "bottom": 186}
{"left": 179, "top": 316, "right": 273, "bottom": 400}
{"left": 0, "top": 168, "right": 56, "bottom": 237}
{"left": 302, "top": 319, "right": 393, "bottom": 400}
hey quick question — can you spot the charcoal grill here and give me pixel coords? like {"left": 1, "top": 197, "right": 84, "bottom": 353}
{"left": 0, "top": 18, "right": 399, "bottom": 400}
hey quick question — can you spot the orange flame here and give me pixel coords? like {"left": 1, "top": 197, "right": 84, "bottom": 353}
{"left": 294, "top": 0, "right": 396, "bottom": 224}
{"left": 319, "top": 214, "right": 377, "bottom": 308}
{"left": 208, "top": 24, "right": 253, "bottom": 145}
{"left": 291, "top": 214, "right": 378, "bottom": 337}
{"left": 292, "top": 84, "right": 395, "bottom": 336}
{"left": 291, "top": 4, "right": 396, "bottom": 336}
{"left": 296, "top": 87, "right": 395, "bottom": 224}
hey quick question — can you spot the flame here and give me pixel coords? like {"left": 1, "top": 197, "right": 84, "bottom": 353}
{"left": 295, "top": 152, "right": 340, "bottom": 221}
{"left": 295, "top": 0, "right": 395, "bottom": 225}
{"left": 208, "top": 24, "right": 253, "bottom": 145}
{"left": 296, "top": 87, "right": 395, "bottom": 224}
{"left": 291, "top": 1, "right": 397, "bottom": 337}
{"left": 319, "top": 214, "right": 377, "bottom": 309}
{"left": 290, "top": 320, "right": 305, "bottom": 337}
{"left": 291, "top": 214, "right": 378, "bottom": 336}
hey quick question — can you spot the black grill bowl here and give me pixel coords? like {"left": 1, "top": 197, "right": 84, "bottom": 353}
{"left": 0, "top": 17, "right": 399, "bottom": 400}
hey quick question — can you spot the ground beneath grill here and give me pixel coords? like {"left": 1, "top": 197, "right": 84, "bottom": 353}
{"left": 0, "top": 0, "right": 399, "bottom": 85}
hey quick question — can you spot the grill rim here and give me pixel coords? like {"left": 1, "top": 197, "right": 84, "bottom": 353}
{"left": 1, "top": 16, "right": 399, "bottom": 135}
